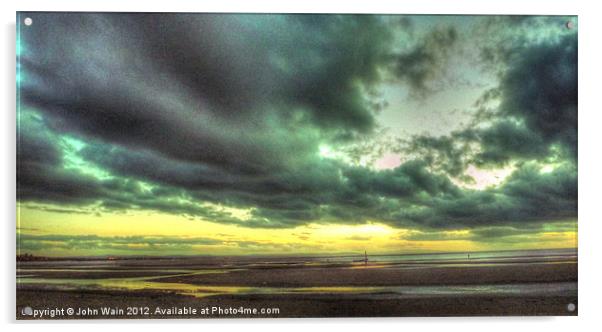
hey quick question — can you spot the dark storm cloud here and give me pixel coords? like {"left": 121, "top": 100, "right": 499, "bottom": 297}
{"left": 129, "top": 14, "right": 392, "bottom": 134}
{"left": 496, "top": 33, "right": 577, "bottom": 160}
{"left": 472, "top": 121, "right": 549, "bottom": 165}
{"left": 17, "top": 13, "right": 402, "bottom": 227}
{"left": 391, "top": 26, "right": 458, "bottom": 95}
{"left": 20, "top": 13, "right": 399, "bottom": 177}
{"left": 16, "top": 117, "right": 261, "bottom": 224}
{"left": 72, "top": 140, "right": 464, "bottom": 228}
{"left": 342, "top": 160, "right": 461, "bottom": 199}
{"left": 17, "top": 112, "right": 105, "bottom": 205}
{"left": 406, "top": 162, "right": 577, "bottom": 228}
{"left": 477, "top": 15, "right": 576, "bottom": 68}
{"left": 17, "top": 14, "right": 577, "bottom": 232}
{"left": 402, "top": 132, "right": 474, "bottom": 178}
{"left": 404, "top": 32, "right": 577, "bottom": 170}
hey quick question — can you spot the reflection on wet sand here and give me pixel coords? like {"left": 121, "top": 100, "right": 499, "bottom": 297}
{"left": 17, "top": 274, "right": 578, "bottom": 299}
{"left": 17, "top": 248, "right": 578, "bottom": 317}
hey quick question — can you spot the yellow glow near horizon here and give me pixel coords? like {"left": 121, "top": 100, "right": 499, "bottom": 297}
{"left": 17, "top": 203, "right": 577, "bottom": 257}
{"left": 314, "top": 223, "right": 395, "bottom": 237}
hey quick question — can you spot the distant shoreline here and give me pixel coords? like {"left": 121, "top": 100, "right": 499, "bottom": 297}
{"left": 16, "top": 247, "right": 578, "bottom": 261}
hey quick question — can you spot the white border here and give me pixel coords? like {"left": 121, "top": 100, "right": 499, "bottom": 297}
{"left": 2, "top": 0, "right": 601, "bottom": 331}
{"left": 8, "top": 0, "right": 582, "bottom": 14}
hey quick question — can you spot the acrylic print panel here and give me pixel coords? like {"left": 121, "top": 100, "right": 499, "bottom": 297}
{"left": 16, "top": 13, "right": 578, "bottom": 319}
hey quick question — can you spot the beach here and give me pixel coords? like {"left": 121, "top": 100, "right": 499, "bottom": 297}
{"left": 16, "top": 249, "right": 578, "bottom": 319}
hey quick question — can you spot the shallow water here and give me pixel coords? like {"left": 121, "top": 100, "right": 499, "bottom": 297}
{"left": 330, "top": 248, "right": 577, "bottom": 264}
{"left": 17, "top": 273, "right": 577, "bottom": 299}
{"left": 17, "top": 248, "right": 577, "bottom": 299}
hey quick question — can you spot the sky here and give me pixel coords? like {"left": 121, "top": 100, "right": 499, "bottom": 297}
{"left": 16, "top": 13, "right": 577, "bottom": 256}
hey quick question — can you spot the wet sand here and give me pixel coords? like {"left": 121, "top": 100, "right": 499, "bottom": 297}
{"left": 156, "top": 262, "right": 577, "bottom": 287}
{"left": 17, "top": 289, "right": 576, "bottom": 318}
{"left": 16, "top": 253, "right": 578, "bottom": 319}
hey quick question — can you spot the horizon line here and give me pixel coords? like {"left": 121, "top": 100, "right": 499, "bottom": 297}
{"left": 16, "top": 246, "right": 578, "bottom": 260}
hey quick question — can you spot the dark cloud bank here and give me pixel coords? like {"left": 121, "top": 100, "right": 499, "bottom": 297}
{"left": 17, "top": 234, "right": 318, "bottom": 253}
{"left": 18, "top": 14, "right": 577, "bottom": 232}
